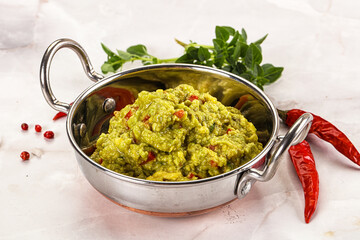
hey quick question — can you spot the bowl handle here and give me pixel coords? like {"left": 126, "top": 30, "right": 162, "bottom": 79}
{"left": 236, "top": 112, "right": 313, "bottom": 199}
{"left": 40, "top": 38, "right": 104, "bottom": 113}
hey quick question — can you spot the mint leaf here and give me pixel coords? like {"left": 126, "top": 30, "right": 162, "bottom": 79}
{"left": 101, "top": 43, "right": 115, "bottom": 57}
{"left": 127, "top": 44, "right": 148, "bottom": 56}
{"left": 241, "top": 28, "right": 247, "bottom": 42}
{"left": 262, "top": 64, "right": 284, "bottom": 82}
{"left": 215, "top": 26, "right": 230, "bottom": 41}
{"left": 117, "top": 50, "right": 132, "bottom": 60}
{"left": 101, "top": 63, "right": 115, "bottom": 74}
{"left": 254, "top": 34, "right": 268, "bottom": 45}
{"left": 198, "top": 46, "right": 211, "bottom": 61}
{"left": 245, "top": 43, "right": 262, "bottom": 68}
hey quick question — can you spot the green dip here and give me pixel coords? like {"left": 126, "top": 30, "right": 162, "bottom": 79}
{"left": 91, "top": 84, "right": 263, "bottom": 181}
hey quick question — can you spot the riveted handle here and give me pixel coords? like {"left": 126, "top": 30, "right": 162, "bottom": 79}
{"left": 40, "top": 38, "right": 104, "bottom": 113}
{"left": 237, "top": 112, "right": 313, "bottom": 199}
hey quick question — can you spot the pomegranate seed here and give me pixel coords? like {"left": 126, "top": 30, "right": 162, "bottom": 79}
{"left": 20, "top": 151, "right": 30, "bottom": 161}
{"left": 44, "top": 131, "right": 54, "bottom": 139}
{"left": 21, "top": 123, "right": 28, "bottom": 130}
{"left": 35, "top": 124, "right": 42, "bottom": 132}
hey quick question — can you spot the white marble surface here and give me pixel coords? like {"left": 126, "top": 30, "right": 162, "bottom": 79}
{"left": 1, "top": 0, "right": 360, "bottom": 239}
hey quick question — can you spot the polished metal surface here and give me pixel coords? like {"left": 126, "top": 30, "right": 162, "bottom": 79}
{"left": 40, "top": 38, "right": 312, "bottom": 214}
{"left": 236, "top": 113, "right": 313, "bottom": 199}
{"left": 40, "top": 38, "right": 104, "bottom": 113}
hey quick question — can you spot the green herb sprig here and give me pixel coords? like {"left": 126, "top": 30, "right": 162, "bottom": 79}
{"left": 101, "top": 26, "right": 283, "bottom": 89}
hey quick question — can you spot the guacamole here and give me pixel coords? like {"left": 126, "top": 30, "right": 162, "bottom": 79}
{"left": 90, "top": 84, "right": 263, "bottom": 181}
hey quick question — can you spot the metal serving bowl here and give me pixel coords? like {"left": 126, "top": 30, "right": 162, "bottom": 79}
{"left": 40, "top": 39, "right": 312, "bottom": 216}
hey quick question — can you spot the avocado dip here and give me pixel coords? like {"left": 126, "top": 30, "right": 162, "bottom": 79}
{"left": 90, "top": 84, "right": 263, "bottom": 181}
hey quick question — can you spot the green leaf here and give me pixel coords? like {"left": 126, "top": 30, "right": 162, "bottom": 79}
{"left": 101, "top": 63, "right": 115, "bottom": 74}
{"left": 186, "top": 46, "right": 199, "bottom": 60}
{"left": 254, "top": 34, "right": 268, "bottom": 45}
{"left": 239, "top": 42, "right": 248, "bottom": 58}
{"left": 241, "top": 28, "right": 247, "bottom": 42}
{"left": 198, "top": 46, "right": 211, "bottom": 61}
{"left": 215, "top": 26, "right": 230, "bottom": 41}
{"left": 175, "top": 53, "right": 193, "bottom": 64}
{"left": 262, "top": 64, "right": 284, "bottom": 82}
{"left": 231, "top": 41, "right": 241, "bottom": 62}
{"left": 252, "top": 64, "right": 264, "bottom": 77}
{"left": 229, "top": 31, "right": 240, "bottom": 46}
{"left": 214, "top": 52, "right": 225, "bottom": 68}
{"left": 126, "top": 44, "right": 148, "bottom": 56}
{"left": 235, "top": 62, "right": 246, "bottom": 74}
{"left": 213, "top": 38, "right": 225, "bottom": 52}
{"left": 239, "top": 72, "right": 253, "bottom": 81}
{"left": 101, "top": 43, "right": 115, "bottom": 57}
{"left": 117, "top": 50, "right": 132, "bottom": 60}
{"left": 221, "top": 26, "right": 235, "bottom": 36}
{"left": 245, "top": 43, "right": 262, "bottom": 68}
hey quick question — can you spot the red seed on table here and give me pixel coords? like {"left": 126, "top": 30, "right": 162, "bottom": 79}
{"left": 20, "top": 151, "right": 30, "bottom": 161}
{"left": 44, "top": 131, "right": 54, "bottom": 139}
{"left": 21, "top": 123, "right": 28, "bottom": 131}
{"left": 35, "top": 124, "right": 42, "bottom": 132}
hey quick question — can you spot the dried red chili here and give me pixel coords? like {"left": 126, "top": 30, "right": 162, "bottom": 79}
{"left": 288, "top": 140, "right": 319, "bottom": 224}
{"left": 279, "top": 109, "right": 360, "bottom": 166}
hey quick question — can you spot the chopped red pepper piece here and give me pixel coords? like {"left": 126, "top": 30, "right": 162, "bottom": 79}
{"left": 142, "top": 114, "right": 150, "bottom": 122}
{"left": 125, "top": 110, "right": 133, "bottom": 120}
{"left": 174, "top": 109, "right": 185, "bottom": 119}
{"left": 99, "top": 158, "right": 103, "bottom": 164}
{"left": 226, "top": 128, "right": 232, "bottom": 134}
{"left": 209, "top": 145, "right": 216, "bottom": 151}
{"left": 188, "top": 173, "right": 195, "bottom": 179}
{"left": 188, "top": 95, "right": 199, "bottom": 102}
{"left": 140, "top": 151, "right": 156, "bottom": 165}
{"left": 210, "top": 160, "right": 218, "bottom": 168}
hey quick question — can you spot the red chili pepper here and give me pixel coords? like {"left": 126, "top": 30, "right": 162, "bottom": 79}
{"left": 279, "top": 109, "right": 360, "bottom": 166}
{"left": 140, "top": 151, "right": 156, "bottom": 165}
{"left": 53, "top": 112, "right": 67, "bottom": 120}
{"left": 174, "top": 109, "right": 185, "bottom": 119}
{"left": 53, "top": 102, "right": 73, "bottom": 121}
{"left": 288, "top": 140, "right": 319, "bottom": 224}
{"left": 226, "top": 128, "right": 232, "bottom": 134}
{"left": 188, "top": 95, "right": 199, "bottom": 102}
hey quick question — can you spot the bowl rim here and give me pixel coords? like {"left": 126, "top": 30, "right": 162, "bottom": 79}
{"left": 66, "top": 63, "right": 279, "bottom": 186}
